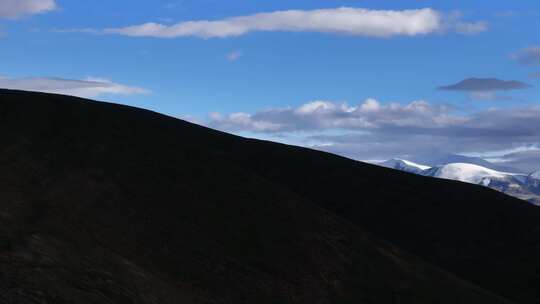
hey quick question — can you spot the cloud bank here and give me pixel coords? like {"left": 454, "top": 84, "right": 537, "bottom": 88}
{"left": 209, "top": 99, "right": 461, "bottom": 132}
{"left": 100, "top": 7, "right": 485, "bottom": 39}
{"left": 0, "top": 0, "right": 56, "bottom": 18}
{"left": 0, "top": 76, "right": 149, "bottom": 98}
{"left": 205, "top": 99, "right": 540, "bottom": 170}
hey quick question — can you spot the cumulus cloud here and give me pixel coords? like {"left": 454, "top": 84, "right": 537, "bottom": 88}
{"left": 0, "top": 76, "right": 150, "bottom": 98}
{"left": 204, "top": 99, "right": 540, "bottom": 170}
{"left": 512, "top": 46, "right": 540, "bottom": 66}
{"left": 0, "top": 0, "right": 56, "bottom": 18}
{"left": 306, "top": 104, "right": 540, "bottom": 170}
{"left": 438, "top": 77, "right": 532, "bottom": 92}
{"left": 208, "top": 99, "right": 464, "bottom": 133}
{"left": 96, "top": 7, "right": 485, "bottom": 39}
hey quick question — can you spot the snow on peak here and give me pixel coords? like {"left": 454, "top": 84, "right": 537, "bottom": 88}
{"left": 426, "top": 163, "right": 509, "bottom": 184}
{"left": 380, "top": 159, "right": 431, "bottom": 174}
{"left": 378, "top": 158, "right": 540, "bottom": 205}
{"left": 398, "top": 159, "right": 431, "bottom": 170}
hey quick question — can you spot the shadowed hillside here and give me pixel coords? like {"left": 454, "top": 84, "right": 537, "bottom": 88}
{"left": 217, "top": 132, "right": 540, "bottom": 303}
{"left": 0, "top": 89, "right": 526, "bottom": 303}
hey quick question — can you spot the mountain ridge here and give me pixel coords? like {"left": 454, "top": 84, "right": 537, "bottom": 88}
{"left": 380, "top": 159, "right": 431, "bottom": 174}
{"left": 2, "top": 89, "right": 540, "bottom": 303}
{"left": 0, "top": 89, "right": 516, "bottom": 304}
{"left": 380, "top": 158, "right": 540, "bottom": 205}
{"left": 412, "top": 154, "right": 524, "bottom": 173}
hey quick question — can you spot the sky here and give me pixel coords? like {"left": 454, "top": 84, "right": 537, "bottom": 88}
{"left": 1, "top": 0, "right": 540, "bottom": 171}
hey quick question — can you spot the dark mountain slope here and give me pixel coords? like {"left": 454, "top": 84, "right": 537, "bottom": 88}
{"left": 0, "top": 89, "right": 512, "bottom": 303}
{"left": 218, "top": 136, "right": 540, "bottom": 302}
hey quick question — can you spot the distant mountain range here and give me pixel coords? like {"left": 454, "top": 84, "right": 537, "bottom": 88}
{"left": 380, "top": 159, "right": 540, "bottom": 205}
{"left": 411, "top": 153, "right": 525, "bottom": 173}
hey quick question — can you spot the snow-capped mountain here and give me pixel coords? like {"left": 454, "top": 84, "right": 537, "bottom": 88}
{"left": 377, "top": 160, "right": 540, "bottom": 205}
{"left": 380, "top": 159, "right": 430, "bottom": 174}
{"left": 422, "top": 163, "right": 519, "bottom": 184}
{"left": 412, "top": 154, "right": 524, "bottom": 173}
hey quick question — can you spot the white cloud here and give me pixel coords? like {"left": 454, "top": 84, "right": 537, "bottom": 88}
{"left": 209, "top": 112, "right": 283, "bottom": 132}
{"left": 208, "top": 99, "right": 463, "bottom": 133}
{"left": 0, "top": 76, "right": 150, "bottom": 98}
{"left": 204, "top": 100, "right": 540, "bottom": 170}
{"left": 98, "top": 7, "right": 483, "bottom": 39}
{"left": 295, "top": 100, "right": 348, "bottom": 115}
{"left": 359, "top": 98, "right": 380, "bottom": 112}
{"left": 0, "top": 0, "right": 56, "bottom": 18}
{"left": 226, "top": 50, "right": 243, "bottom": 61}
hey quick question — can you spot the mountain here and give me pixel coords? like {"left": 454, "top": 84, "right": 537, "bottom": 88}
{"left": 0, "top": 89, "right": 518, "bottom": 304}
{"left": 424, "top": 163, "right": 540, "bottom": 205}
{"left": 233, "top": 151, "right": 540, "bottom": 303}
{"left": 377, "top": 157, "right": 540, "bottom": 206}
{"left": 380, "top": 159, "right": 431, "bottom": 174}
{"left": 0, "top": 90, "right": 509, "bottom": 303}
{"left": 422, "top": 163, "right": 519, "bottom": 184}
{"left": 413, "top": 153, "right": 523, "bottom": 173}
{"left": 385, "top": 161, "right": 540, "bottom": 206}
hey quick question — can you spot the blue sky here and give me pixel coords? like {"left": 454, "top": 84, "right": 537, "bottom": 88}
{"left": 1, "top": 0, "right": 540, "bottom": 170}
